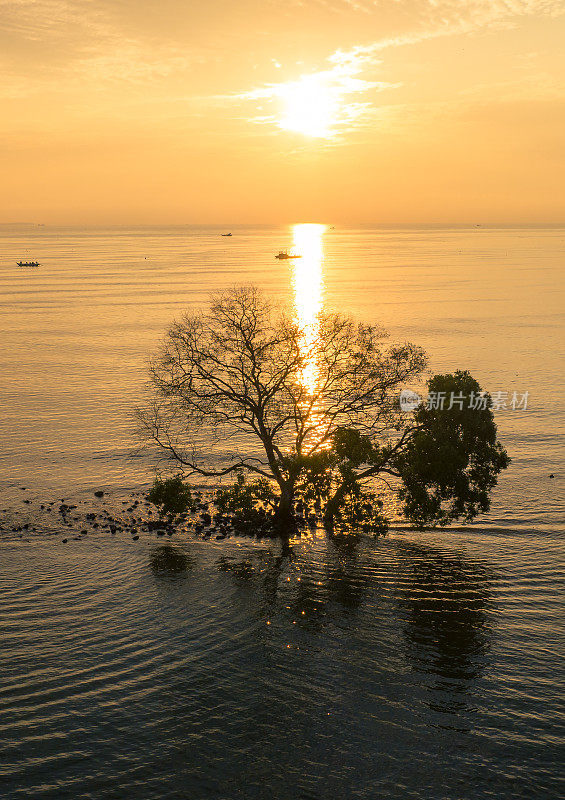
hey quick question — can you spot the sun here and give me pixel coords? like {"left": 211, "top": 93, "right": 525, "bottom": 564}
{"left": 277, "top": 74, "right": 339, "bottom": 138}
{"left": 239, "top": 54, "right": 383, "bottom": 139}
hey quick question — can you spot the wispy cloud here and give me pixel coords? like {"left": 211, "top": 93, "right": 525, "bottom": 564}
{"left": 281, "top": 0, "right": 564, "bottom": 24}
{"left": 0, "top": 0, "right": 110, "bottom": 42}
{"left": 321, "top": 0, "right": 565, "bottom": 61}
{"left": 0, "top": 0, "right": 197, "bottom": 98}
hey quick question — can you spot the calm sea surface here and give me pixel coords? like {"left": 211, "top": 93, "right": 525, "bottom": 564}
{"left": 0, "top": 225, "right": 563, "bottom": 798}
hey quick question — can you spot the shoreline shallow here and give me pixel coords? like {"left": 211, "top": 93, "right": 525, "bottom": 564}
{"left": 2, "top": 482, "right": 562, "bottom": 546}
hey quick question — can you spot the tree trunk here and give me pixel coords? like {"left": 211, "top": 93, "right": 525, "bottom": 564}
{"left": 274, "top": 482, "right": 295, "bottom": 538}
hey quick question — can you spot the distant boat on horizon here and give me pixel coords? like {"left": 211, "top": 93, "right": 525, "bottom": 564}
{"left": 275, "top": 250, "right": 301, "bottom": 259}
{"left": 17, "top": 261, "right": 40, "bottom": 267}
{"left": 221, "top": 232, "right": 232, "bottom": 236}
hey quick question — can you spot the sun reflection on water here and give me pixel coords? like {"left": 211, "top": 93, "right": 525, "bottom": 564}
{"left": 291, "top": 223, "right": 326, "bottom": 394}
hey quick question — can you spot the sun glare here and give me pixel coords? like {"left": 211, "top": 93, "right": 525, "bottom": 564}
{"left": 278, "top": 75, "right": 338, "bottom": 138}
{"left": 239, "top": 52, "right": 385, "bottom": 139}
{"left": 291, "top": 223, "right": 326, "bottom": 391}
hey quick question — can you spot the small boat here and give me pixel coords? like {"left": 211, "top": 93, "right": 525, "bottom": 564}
{"left": 221, "top": 232, "right": 232, "bottom": 236}
{"left": 275, "top": 250, "right": 301, "bottom": 259}
{"left": 17, "top": 261, "right": 40, "bottom": 267}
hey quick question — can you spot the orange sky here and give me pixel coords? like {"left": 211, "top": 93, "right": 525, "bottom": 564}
{"left": 1, "top": 0, "right": 564, "bottom": 224}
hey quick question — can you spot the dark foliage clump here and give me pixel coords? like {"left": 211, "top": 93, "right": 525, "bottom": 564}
{"left": 215, "top": 473, "right": 277, "bottom": 536}
{"left": 147, "top": 475, "right": 192, "bottom": 524}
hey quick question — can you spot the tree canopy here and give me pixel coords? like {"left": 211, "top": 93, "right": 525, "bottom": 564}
{"left": 137, "top": 285, "right": 509, "bottom": 536}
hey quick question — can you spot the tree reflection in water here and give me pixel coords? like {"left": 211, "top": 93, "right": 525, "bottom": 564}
{"left": 214, "top": 533, "right": 494, "bottom": 725}
{"left": 393, "top": 540, "right": 494, "bottom": 720}
{"left": 150, "top": 544, "right": 194, "bottom": 579}
{"left": 216, "top": 534, "right": 370, "bottom": 631}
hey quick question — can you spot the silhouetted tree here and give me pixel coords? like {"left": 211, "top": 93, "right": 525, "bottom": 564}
{"left": 137, "top": 286, "right": 509, "bottom": 535}
{"left": 394, "top": 372, "right": 510, "bottom": 527}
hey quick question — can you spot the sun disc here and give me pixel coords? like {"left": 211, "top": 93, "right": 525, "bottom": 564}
{"left": 278, "top": 75, "right": 337, "bottom": 138}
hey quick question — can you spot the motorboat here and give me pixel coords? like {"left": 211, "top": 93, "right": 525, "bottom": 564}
{"left": 275, "top": 250, "right": 301, "bottom": 259}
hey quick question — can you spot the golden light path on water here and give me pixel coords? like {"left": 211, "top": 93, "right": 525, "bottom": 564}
{"left": 291, "top": 222, "right": 326, "bottom": 399}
